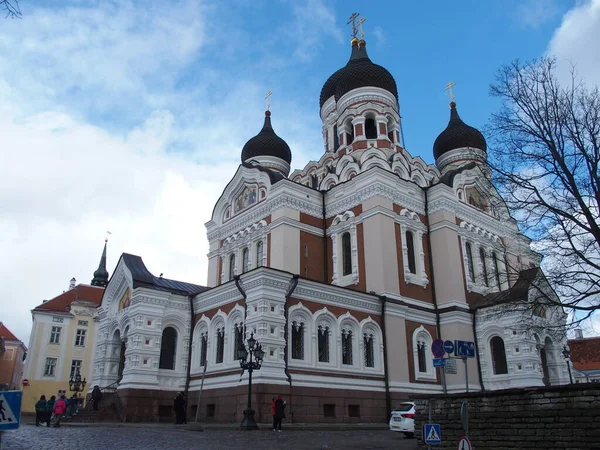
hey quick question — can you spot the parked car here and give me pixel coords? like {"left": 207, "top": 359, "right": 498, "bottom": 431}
{"left": 389, "top": 402, "right": 415, "bottom": 438}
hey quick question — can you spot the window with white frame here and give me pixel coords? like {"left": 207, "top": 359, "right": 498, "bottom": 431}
{"left": 233, "top": 323, "right": 244, "bottom": 360}
{"left": 242, "top": 248, "right": 249, "bottom": 273}
{"left": 50, "top": 326, "right": 61, "bottom": 344}
{"left": 341, "top": 232, "right": 352, "bottom": 276}
{"left": 44, "top": 357, "right": 57, "bottom": 377}
{"left": 412, "top": 326, "right": 435, "bottom": 380}
{"left": 479, "top": 247, "right": 489, "bottom": 287}
{"left": 199, "top": 332, "right": 208, "bottom": 366}
{"left": 255, "top": 241, "right": 264, "bottom": 267}
{"left": 317, "top": 325, "right": 330, "bottom": 363}
{"left": 490, "top": 336, "right": 508, "bottom": 375}
{"left": 215, "top": 327, "right": 225, "bottom": 364}
{"left": 465, "top": 242, "right": 475, "bottom": 282}
{"left": 364, "top": 332, "right": 375, "bottom": 368}
{"left": 399, "top": 221, "right": 428, "bottom": 287}
{"left": 291, "top": 321, "right": 304, "bottom": 360}
{"left": 330, "top": 212, "right": 359, "bottom": 287}
{"left": 341, "top": 329, "right": 353, "bottom": 365}
{"left": 75, "top": 329, "right": 86, "bottom": 347}
{"left": 70, "top": 359, "right": 82, "bottom": 378}
{"left": 406, "top": 230, "right": 417, "bottom": 274}
{"left": 228, "top": 254, "right": 235, "bottom": 281}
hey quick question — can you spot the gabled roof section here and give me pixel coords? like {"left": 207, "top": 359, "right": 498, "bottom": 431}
{"left": 33, "top": 284, "right": 105, "bottom": 314}
{"left": 568, "top": 337, "right": 600, "bottom": 371}
{"left": 0, "top": 322, "right": 20, "bottom": 342}
{"left": 472, "top": 267, "right": 541, "bottom": 309}
{"left": 122, "top": 253, "right": 209, "bottom": 296}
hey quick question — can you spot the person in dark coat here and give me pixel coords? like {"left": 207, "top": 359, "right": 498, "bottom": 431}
{"left": 274, "top": 396, "right": 286, "bottom": 432}
{"left": 45, "top": 396, "right": 56, "bottom": 427}
{"left": 173, "top": 392, "right": 186, "bottom": 424}
{"left": 35, "top": 395, "right": 47, "bottom": 426}
{"left": 91, "top": 386, "right": 103, "bottom": 411}
{"left": 270, "top": 396, "right": 277, "bottom": 431}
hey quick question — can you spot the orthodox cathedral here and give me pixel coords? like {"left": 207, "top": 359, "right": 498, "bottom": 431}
{"left": 91, "top": 27, "right": 570, "bottom": 423}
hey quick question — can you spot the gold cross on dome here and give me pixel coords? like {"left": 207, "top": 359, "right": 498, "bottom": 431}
{"left": 357, "top": 17, "right": 366, "bottom": 40}
{"left": 444, "top": 81, "right": 456, "bottom": 102}
{"left": 347, "top": 12, "right": 360, "bottom": 39}
{"left": 265, "top": 90, "right": 272, "bottom": 111}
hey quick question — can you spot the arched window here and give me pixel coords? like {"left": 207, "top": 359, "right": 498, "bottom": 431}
{"left": 342, "top": 232, "right": 352, "bottom": 276}
{"left": 346, "top": 119, "right": 354, "bottom": 145}
{"left": 291, "top": 321, "right": 304, "bottom": 360}
{"left": 465, "top": 242, "right": 475, "bottom": 282}
{"left": 493, "top": 252, "right": 501, "bottom": 288}
{"left": 365, "top": 117, "right": 377, "bottom": 139}
{"left": 479, "top": 247, "right": 489, "bottom": 286}
{"left": 242, "top": 248, "right": 249, "bottom": 273}
{"left": 199, "top": 333, "right": 207, "bottom": 367}
{"left": 406, "top": 231, "right": 416, "bottom": 274}
{"left": 317, "top": 325, "right": 329, "bottom": 363}
{"left": 215, "top": 328, "right": 225, "bottom": 364}
{"left": 364, "top": 332, "right": 375, "bottom": 368}
{"left": 417, "top": 340, "right": 427, "bottom": 373}
{"left": 233, "top": 323, "right": 244, "bottom": 361}
{"left": 333, "top": 125, "right": 339, "bottom": 150}
{"left": 256, "top": 241, "right": 263, "bottom": 267}
{"left": 159, "top": 327, "right": 177, "bottom": 370}
{"left": 412, "top": 326, "right": 434, "bottom": 380}
{"left": 341, "top": 329, "right": 353, "bottom": 365}
{"left": 228, "top": 254, "right": 235, "bottom": 281}
{"left": 490, "top": 336, "right": 508, "bottom": 375}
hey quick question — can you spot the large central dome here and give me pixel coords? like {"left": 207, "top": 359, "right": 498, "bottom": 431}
{"left": 319, "top": 39, "right": 398, "bottom": 108}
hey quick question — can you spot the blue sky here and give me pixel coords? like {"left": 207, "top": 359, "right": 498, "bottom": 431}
{"left": 0, "top": 0, "right": 598, "bottom": 343}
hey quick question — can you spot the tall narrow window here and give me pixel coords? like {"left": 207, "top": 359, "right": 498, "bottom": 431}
{"left": 493, "top": 252, "right": 501, "bottom": 288}
{"left": 291, "top": 322, "right": 304, "bottom": 360}
{"left": 341, "top": 329, "right": 353, "bottom": 365}
{"left": 347, "top": 120, "right": 354, "bottom": 144}
{"left": 311, "top": 174, "right": 318, "bottom": 189}
{"left": 242, "top": 248, "right": 249, "bottom": 273}
{"left": 70, "top": 360, "right": 82, "bottom": 378}
{"left": 465, "top": 242, "right": 475, "bottom": 282}
{"left": 228, "top": 254, "right": 235, "bottom": 281}
{"left": 406, "top": 231, "right": 417, "bottom": 274}
{"left": 50, "top": 326, "right": 61, "bottom": 344}
{"left": 233, "top": 323, "right": 244, "bottom": 361}
{"left": 318, "top": 325, "right": 329, "bottom": 363}
{"left": 200, "top": 333, "right": 207, "bottom": 367}
{"left": 364, "top": 333, "right": 375, "bottom": 368}
{"left": 342, "top": 232, "right": 352, "bottom": 276}
{"left": 365, "top": 118, "right": 377, "bottom": 139}
{"left": 490, "top": 336, "right": 508, "bottom": 375}
{"left": 215, "top": 328, "right": 225, "bottom": 364}
{"left": 75, "top": 329, "right": 87, "bottom": 347}
{"left": 44, "top": 357, "right": 57, "bottom": 377}
{"left": 479, "top": 248, "right": 489, "bottom": 286}
{"left": 333, "top": 125, "right": 339, "bottom": 150}
{"left": 256, "top": 241, "right": 263, "bottom": 267}
{"left": 159, "top": 327, "right": 177, "bottom": 370}
{"left": 417, "top": 340, "right": 427, "bottom": 373}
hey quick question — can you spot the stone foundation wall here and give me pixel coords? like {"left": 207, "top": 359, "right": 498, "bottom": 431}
{"left": 117, "top": 384, "right": 410, "bottom": 423}
{"left": 413, "top": 383, "right": 600, "bottom": 449}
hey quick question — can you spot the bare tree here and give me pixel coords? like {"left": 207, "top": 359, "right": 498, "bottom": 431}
{"left": 487, "top": 57, "right": 600, "bottom": 325}
{"left": 1, "top": 0, "right": 21, "bottom": 18}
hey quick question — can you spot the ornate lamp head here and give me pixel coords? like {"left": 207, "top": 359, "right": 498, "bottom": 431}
{"left": 247, "top": 332, "right": 256, "bottom": 351}
{"left": 238, "top": 346, "right": 248, "bottom": 362}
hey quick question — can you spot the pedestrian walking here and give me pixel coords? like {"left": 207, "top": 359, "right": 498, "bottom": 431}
{"left": 45, "top": 396, "right": 56, "bottom": 427}
{"left": 173, "top": 392, "right": 186, "bottom": 424}
{"left": 274, "top": 395, "right": 286, "bottom": 432}
{"left": 91, "top": 385, "right": 103, "bottom": 411}
{"left": 270, "top": 396, "right": 277, "bottom": 431}
{"left": 52, "top": 395, "right": 67, "bottom": 428}
{"left": 35, "top": 395, "right": 47, "bottom": 426}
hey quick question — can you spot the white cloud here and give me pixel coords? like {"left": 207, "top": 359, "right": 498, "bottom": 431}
{"left": 517, "top": 0, "right": 560, "bottom": 29}
{"left": 547, "top": 0, "right": 600, "bottom": 85}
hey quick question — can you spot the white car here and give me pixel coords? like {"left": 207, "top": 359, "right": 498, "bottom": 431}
{"left": 389, "top": 402, "right": 415, "bottom": 438}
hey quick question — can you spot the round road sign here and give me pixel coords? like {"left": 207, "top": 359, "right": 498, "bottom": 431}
{"left": 458, "top": 436, "right": 471, "bottom": 450}
{"left": 431, "top": 338, "right": 445, "bottom": 358}
{"left": 443, "top": 340, "right": 455, "bottom": 354}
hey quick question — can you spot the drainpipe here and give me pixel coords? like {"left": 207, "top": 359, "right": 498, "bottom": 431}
{"left": 283, "top": 275, "right": 300, "bottom": 421}
{"left": 424, "top": 186, "right": 446, "bottom": 394}
{"left": 379, "top": 295, "right": 392, "bottom": 419}
{"left": 472, "top": 308, "right": 485, "bottom": 391}
{"left": 184, "top": 293, "right": 195, "bottom": 416}
{"left": 321, "top": 190, "right": 329, "bottom": 283}
{"left": 233, "top": 275, "right": 248, "bottom": 323}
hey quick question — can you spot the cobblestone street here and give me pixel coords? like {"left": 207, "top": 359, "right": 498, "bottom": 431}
{"left": 1, "top": 425, "right": 416, "bottom": 450}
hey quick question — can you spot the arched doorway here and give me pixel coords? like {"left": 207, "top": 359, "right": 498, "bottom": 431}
{"left": 111, "top": 329, "right": 126, "bottom": 384}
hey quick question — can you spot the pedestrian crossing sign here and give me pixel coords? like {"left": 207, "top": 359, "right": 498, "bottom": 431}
{"left": 424, "top": 423, "right": 441, "bottom": 444}
{"left": 0, "top": 390, "right": 22, "bottom": 430}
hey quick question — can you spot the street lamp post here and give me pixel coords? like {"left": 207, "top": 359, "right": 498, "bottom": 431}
{"left": 562, "top": 345, "right": 573, "bottom": 384}
{"left": 68, "top": 370, "right": 87, "bottom": 393}
{"left": 238, "top": 332, "right": 265, "bottom": 430}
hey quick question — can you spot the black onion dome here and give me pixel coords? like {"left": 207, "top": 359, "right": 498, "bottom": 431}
{"left": 433, "top": 102, "right": 487, "bottom": 160}
{"left": 319, "top": 40, "right": 398, "bottom": 108}
{"left": 241, "top": 111, "right": 292, "bottom": 165}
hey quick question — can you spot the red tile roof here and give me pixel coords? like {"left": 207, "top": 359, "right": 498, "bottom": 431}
{"left": 33, "top": 284, "right": 105, "bottom": 314}
{"left": 568, "top": 337, "right": 600, "bottom": 371}
{"left": 0, "top": 322, "right": 20, "bottom": 342}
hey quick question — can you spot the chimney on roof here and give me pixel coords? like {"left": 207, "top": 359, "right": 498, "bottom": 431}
{"left": 574, "top": 328, "right": 584, "bottom": 340}
{"left": 69, "top": 278, "right": 76, "bottom": 289}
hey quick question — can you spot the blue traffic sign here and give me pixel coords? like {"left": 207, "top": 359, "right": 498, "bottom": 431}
{"left": 424, "top": 423, "right": 441, "bottom": 444}
{"left": 455, "top": 340, "right": 476, "bottom": 358}
{"left": 433, "top": 358, "right": 446, "bottom": 367}
{"left": 431, "top": 339, "right": 445, "bottom": 358}
{"left": 443, "top": 340, "right": 455, "bottom": 354}
{"left": 0, "top": 390, "right": 22, "bottom": 430}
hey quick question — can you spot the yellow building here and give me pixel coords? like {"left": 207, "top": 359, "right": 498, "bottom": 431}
{"left": 22, "top": 243, "right": 107, "bottom": 412}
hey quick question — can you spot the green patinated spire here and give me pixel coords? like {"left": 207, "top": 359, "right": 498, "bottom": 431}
{"left": 91, "top": 240, "right": 109, "bottom": 287}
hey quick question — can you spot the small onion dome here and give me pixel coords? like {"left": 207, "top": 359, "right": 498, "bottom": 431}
{"left": 319, "top": 39, "right": 398, "bottom": 108}
{"left": 433, "top": 102, "right": 487, "bottom": 161}
{"left": 241, "top": 111, "right": 292, "bottom": 165}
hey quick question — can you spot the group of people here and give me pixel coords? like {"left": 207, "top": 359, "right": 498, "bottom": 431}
{"left": 34, "top": 386, "right": 104, "bottom": 428}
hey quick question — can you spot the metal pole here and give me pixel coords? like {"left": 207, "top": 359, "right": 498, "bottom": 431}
{"left": 441, "top": 368, "right": 447, "bottom": 394}
{"left": 247, "top": 367, "right": 253, "bottom": 413}
{"left": 464, "top": 357, "right": 469, "bottom": 393}
{"left": 427, "top": 400, "right": 432, "bottom": 450}
{"left": 194, "top": 362, "right": 208, "bottom": 423}
{"left": 566, "top": 360, "right": 573, "bottom": 384}
{"left": 0, "top": 430, "right": 3, "bottom": 450}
